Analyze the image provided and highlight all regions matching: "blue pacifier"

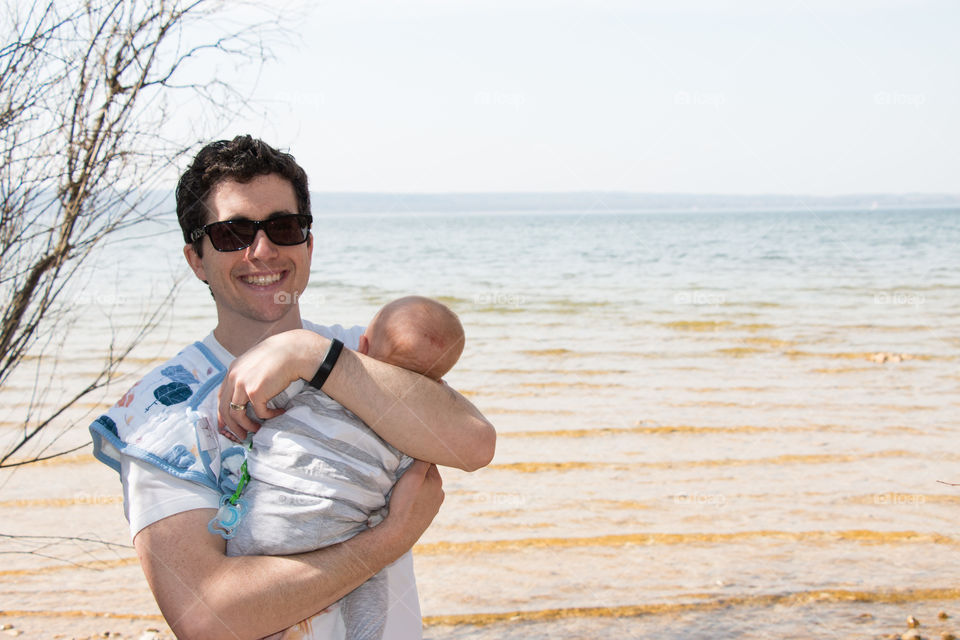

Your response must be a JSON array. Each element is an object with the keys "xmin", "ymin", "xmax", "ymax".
[{"xmin": 208, "ymin": 493, "xmax": 248, "ymax": 539}]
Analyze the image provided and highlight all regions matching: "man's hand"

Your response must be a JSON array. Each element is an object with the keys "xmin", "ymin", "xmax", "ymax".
[
  {"xmin": 381, "ymin": 460, "xmax": 444, "ymax": 547},
  {"xmin": 218, "ymin": 329, "xmax": 327, "ymax": 440}
]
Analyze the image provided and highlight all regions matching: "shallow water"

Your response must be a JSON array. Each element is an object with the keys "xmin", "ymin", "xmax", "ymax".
[{"xmin": 1, "ymin": 206, "xmax": 959, "ymax": 637}]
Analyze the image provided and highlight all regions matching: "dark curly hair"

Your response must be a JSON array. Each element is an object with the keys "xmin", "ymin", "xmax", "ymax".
[{"xmin": 176, "ymin": 135, "xmax": 311, "ymax": 256}]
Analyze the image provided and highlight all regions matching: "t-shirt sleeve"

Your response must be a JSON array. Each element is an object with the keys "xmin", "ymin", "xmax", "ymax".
[{"xmin": 121, "ymin": 456, "xmax": 220, "ymax": 540}]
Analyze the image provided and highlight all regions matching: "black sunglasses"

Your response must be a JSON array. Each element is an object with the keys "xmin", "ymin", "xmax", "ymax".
[{"xmin": 191, "ymin": 213, "xmax": 312, "ymax": 252}]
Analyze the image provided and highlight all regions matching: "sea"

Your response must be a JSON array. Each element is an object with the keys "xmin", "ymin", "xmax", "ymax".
[{"xmin": 1, "ymin": 203, "xmax": 959, "ymax": 638}]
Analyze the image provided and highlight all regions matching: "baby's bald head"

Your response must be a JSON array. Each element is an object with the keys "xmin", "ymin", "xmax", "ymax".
[{"xmin": 361, "ymin": 296, "xmax": 465, "ymax": 380}]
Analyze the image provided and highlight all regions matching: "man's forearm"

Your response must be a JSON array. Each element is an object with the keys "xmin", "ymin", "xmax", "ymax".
[
  {"xmin": 137, "ymin": 460, "xmax": 442, "ymax": 640},
  {"xmin": 136, "ymin": 509, "xmax": 408, "ymax": 640},
  {"xmin": 320, "ymin": 342, "xmax": 496, "ymax": 471},
  {"xmin": 217, "ymin": 329, "xmax": 496, "ymax": 469}
]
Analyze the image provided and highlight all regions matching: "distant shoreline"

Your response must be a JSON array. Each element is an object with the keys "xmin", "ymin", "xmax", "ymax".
[
  {"xmin": 307, "ymin": 203, "xmax": 960, "ymax": 217},
  {"xmin": 305, "ymin": 192, "xmax": 960, "ymax": 214},
  {"xmin": 114, "ymin": 191, "xmax": 960, "ymax": 226}
]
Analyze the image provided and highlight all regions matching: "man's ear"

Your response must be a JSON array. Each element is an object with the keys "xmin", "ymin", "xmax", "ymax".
[
  {"xmin": 183, "ymin": 244, "xmax": 208, "ymax": 284},
  {"xmin": 357, "ymin": 334, "xmax": 370, "ymax": 356}
]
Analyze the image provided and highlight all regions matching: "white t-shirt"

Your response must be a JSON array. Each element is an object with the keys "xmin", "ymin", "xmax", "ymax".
[{"xmin": 120, "ymin": 326, "xmax": 423, "ymax": 639}]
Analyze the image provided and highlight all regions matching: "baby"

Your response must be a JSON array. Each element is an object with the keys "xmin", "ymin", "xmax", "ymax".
[{"xmin": 226, "ymin": 295, "xmax": 465, "ymax": 640}]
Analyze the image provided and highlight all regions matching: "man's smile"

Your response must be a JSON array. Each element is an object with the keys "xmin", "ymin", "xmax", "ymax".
[{"xmin": 239, "ymin": 271, "xmax": 286, "ymax": 286}]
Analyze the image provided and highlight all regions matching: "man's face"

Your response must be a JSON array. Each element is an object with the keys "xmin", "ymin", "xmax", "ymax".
[{"xmin": 183, "ymin": 173, "xmax": 312, "ymax": 338}]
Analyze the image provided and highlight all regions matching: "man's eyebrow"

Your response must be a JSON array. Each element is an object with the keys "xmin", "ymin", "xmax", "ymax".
[{"xmin": 222, "ymin": 210, "xmax": 297, "ymax": 222}]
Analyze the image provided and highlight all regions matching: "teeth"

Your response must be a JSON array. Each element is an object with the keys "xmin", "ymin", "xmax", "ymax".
[{"xmin": 242, "ymin": 273, "xmax": 282, "ymax": 285}]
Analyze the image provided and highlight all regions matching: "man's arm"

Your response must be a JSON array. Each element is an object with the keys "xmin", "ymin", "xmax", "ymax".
[
  {"xmin": 135, "ymin": 460, "xmax": 443, "ymax": 640},
  {"xmin": 218, "ymin": 329, "xmax": 496, "ymax": 471}
]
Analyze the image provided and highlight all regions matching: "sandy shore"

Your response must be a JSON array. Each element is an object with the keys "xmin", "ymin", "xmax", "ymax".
[{"xmin": 4, "ymin": 450, "xmax": 960, "ymax": 640}]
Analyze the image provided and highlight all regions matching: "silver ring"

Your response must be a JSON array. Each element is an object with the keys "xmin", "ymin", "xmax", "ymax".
[{"xmin": 229, "ymin": 402, "xmax": 245, "ymax": 411}]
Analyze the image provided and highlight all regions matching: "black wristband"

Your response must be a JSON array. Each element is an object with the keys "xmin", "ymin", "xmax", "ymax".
[{"xmin": 308, "ymin": 338, "xmax": 344, "ymax": 390}]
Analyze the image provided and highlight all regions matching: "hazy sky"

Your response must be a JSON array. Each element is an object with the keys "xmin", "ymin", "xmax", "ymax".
[{"xmin": 195, "ymin": 0, "xmax": 959, "ymax": 195}]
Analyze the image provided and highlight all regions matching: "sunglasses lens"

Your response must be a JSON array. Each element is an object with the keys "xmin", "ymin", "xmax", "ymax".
[
  {"xmin": 202, "ymin": 215, "xmax": 310, "ymax": 251},
  {"xmin": 208, "ymin": 220, "xmax": 257, "ymax": 251},
  {"xmin": 265, "ymin": 215, "xmax": 310, "ymax": 245}
]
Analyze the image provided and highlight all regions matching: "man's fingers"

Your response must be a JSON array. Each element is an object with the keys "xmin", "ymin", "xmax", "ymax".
[
  {"xmin": 404, "ymin": 459, "xmax": 430, "ymax": 483},
  {"xmin": 217, "ymin": 405, "xmax": 231, "ymax": 436},
  {"xmin": 218, "ymin": 402, "xmax": 252, "ymax": 440},
  {"xmin": 425, "ymin": 463, "xmax": 441, "ymax": 484},
  {"xmin": 217, "ymin": 387, "xmax": 281, "ymax": 439},
  {"xmin": 217, "ymin": 378, "xmax": 238, "ymax": 430},
  {"xmin": 248, "ymin": 399, "xmax": 283, "ymax": 422},
  {"xmin": 425, "ymin": 463, "xmax": 444, "ymax": 502},
  {"xmin": 233, "ymin": 408, "xmax": 260, "ymax": 438},
  {"xmin": 389, "ymin": 460, "xmax": 429, "ymax": 504},
  {"xmin": 219, "ymin": 413, "xmax": 244, "ymax": 440}
]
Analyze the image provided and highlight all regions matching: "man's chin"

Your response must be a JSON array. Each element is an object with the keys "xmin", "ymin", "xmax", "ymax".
[
  {"xmin": 225, "ymin": 304, "xmax": 299, "ymax": 328},
  {"xmin": 255, "ymin": 306, "xmax": 300, "ymax": 324}
]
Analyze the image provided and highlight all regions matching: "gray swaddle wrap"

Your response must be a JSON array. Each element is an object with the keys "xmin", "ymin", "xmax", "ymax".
[{"xmin": 227, "ymin": 380, "xmax": 413, "ymax": 640}]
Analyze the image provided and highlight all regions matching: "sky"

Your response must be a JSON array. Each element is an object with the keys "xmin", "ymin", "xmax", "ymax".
[{"xmin": 179, "ymin": 0, "xmax": 959, "ymax": 195}]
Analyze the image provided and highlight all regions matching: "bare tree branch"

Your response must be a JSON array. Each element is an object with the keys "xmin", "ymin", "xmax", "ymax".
[
  {"xmin": 0, "ymin": 532, "xmax": 132, "ymax": 550},
  {"xmin": 0, "ymin": 531, "xmax": 133, "ymax": 569},
  {"xmin": 0, "ymin": 0, "xmax": 289, "ymax": 466}
]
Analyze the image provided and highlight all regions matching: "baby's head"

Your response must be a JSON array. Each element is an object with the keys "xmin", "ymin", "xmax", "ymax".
[{"xmin": 358, "ymin": 296, "xmax": 465, "ymax": 381}]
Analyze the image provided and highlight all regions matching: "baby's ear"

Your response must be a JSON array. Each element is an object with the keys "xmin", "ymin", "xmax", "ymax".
[{"xmin": 357, "ymin": 334, "xmax": 370, "ymax": 355}]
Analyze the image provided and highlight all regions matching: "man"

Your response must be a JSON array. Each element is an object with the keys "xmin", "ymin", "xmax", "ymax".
[{"xmin": 89, "ymin": 135, "xmax": 495, "ymax": 639}]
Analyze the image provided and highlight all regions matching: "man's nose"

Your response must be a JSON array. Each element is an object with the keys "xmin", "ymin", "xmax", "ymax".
[{"xmin": 246, "ymin": 229, "xmax": 279, "ymax": 259}]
